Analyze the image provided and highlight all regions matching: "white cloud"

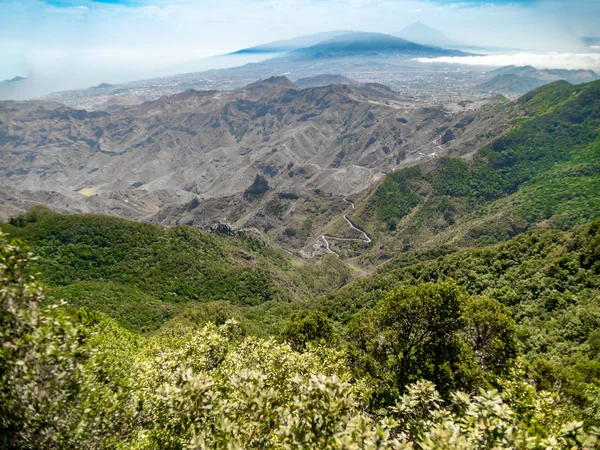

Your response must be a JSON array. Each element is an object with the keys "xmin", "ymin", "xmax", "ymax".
[{"xmin": 416, "ymin": 52, "xmax": 600, "ymax": 72}]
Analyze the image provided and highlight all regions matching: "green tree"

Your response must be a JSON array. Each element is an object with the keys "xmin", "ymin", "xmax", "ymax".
[
  {"xmin": 281, "ymin": 310, "xmax": 336, "ymax": 351},
  {"xmin": 347, "ymin": 282, "xmax": 517, "ymax": 404},
  {"xmin": 348, "ymin": 282, "xmax": 467, "ymax": 403},
  {"xmin": 463, "ymin": 296, "xmax": 518, "ymax": 376}
]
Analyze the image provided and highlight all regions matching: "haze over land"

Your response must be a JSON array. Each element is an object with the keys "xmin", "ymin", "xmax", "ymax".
[{"xmin": 1, "ymin": 0, "xmax": 600, "ymax": 98}]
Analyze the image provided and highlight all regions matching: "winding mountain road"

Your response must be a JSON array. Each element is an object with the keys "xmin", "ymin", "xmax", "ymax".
[{"xmin": 320, "ymin": 197, "xmax": 372, "ymax": 257}]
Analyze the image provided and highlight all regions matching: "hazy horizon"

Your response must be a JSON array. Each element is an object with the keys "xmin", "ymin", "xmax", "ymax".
[{"xmin": 1, "ymin": 0, "xmax": 600, "ymax": 97}]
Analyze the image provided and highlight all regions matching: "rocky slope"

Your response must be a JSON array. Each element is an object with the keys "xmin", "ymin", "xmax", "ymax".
[{"xmin": 0, "ymin": 76, "xmax": 510, "ymax": 253}]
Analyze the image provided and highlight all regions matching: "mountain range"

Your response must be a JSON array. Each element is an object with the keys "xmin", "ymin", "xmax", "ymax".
[
  {"xmin": 36, "ymin": 27, "xmax": 595, "ymax": 111},
  {"xmin": 3, "ymin": 79, "xmax": 600, "ymax": 440},
  {"xmin": 229, "ymin": 30, "xmax": 352, "ymax": 55},
  {"xmin": 229, "ymin": 23, "xmax": 466, "ymax": 57},
  {"xmin": 3, "ymin": 77, "xmax": 599, "ymax": 261},
  {"xmin": 167, "ymin": 31, "xmax": 354, "ymax": 75},
  {"xmin": 0, "ymin": 75, "xmax": 511, "ymax": 253},
  {"xmin": 478, "ymin": 65, "xmax": 599, "ymax": 95},
  {"xmin": 3, "ymin": 24, "xmax": 594, "ymax": 106},
  {"xmin": 3, "ymin": 2, "xmax": 600, "ymax": 442},
  {"xmin": 282, "ymin": 32, "xmax": 468, "ymax": 60},
  {"xmin": 143, "ymin": 25, "xmax": 467, "ymax": 79},
  {"xmin": 2, "ymin": 25, "xmax": 600, "ymax": 442},
  {"xmin": 1, "ymin": 28, "xmax": 599, "ymax": 258}
]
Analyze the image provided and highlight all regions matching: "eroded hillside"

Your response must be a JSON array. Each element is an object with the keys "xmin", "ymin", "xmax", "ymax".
[{"xmin": 0, "ymin": 76, "xmax": 509, "ymax": 255}]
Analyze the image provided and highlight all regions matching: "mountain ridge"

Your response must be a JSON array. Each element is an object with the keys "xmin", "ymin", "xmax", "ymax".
[
  {"xmin": 285, "ymin": 31, "xmax": 470, "ymax": 60},
  {"xmin": 228, "ymin": 30, "xmax": 353, "ymax": 55},
  {"xmin": 475, "ymin": 65, "xmax": 600, "ymax": 97},
  {"xmin": 0, "ymin": 76, "xmax": 511, "ymax": 255}
]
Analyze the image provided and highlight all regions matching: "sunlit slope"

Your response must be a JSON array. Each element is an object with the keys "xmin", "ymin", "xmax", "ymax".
[
  {"xmin": 0, "ymin": 207, "xmax": 352, "ymax": 333},
  {"xmin": 309, "ymin": 219, "xmax": 600, "ymax": 417},
  {"xmin": 349, "ymin": 80, "xmax": 600, "ymax": 263}
]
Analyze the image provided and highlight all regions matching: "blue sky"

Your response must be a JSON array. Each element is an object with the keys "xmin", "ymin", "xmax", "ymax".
[{"xmin": 1, "ymin": 0, "xmax": 599, "ymax": 91}]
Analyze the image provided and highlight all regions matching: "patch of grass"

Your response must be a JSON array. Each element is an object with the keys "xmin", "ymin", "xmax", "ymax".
[{"xmin": 77, "ymin": 188, "xmax": 97, "ymax": 196}]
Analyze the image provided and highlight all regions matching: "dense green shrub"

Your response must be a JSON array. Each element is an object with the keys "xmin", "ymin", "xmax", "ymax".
[
  {"xmin": 1, "ymin": 233, "xmax": 598, "ymax": 448},
  {"xmin": 281, "ymin": 310, "xmax": 337, "ymax": 350},
  {"xmin": 347, "ymin": 282, "xmax": 517, "ymax": 405}
]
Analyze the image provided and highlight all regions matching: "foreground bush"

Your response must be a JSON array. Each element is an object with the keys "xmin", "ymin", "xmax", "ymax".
[{"xmin": 1, "ymin": 232, "xmax": 599, "ymax": 449}]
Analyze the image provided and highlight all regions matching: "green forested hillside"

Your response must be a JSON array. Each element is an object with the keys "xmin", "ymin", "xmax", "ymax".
[
  {"xmin": 2, "ymin": 209, "xmax": 600, "ymax": 431},
  {"xmin": 352, "ymin": 80, "xmax": 600, "ymax": 262},
  {"xmin": 0, "ymin": 207, "xmax": 352, "ymax": 333},
  {"xmin": 1, "ymin": 228, "xmax": 599, "ymax": 449},
  {"xmin": 312, "ymin": 221, "xmax": 600, "ymax": 420}
]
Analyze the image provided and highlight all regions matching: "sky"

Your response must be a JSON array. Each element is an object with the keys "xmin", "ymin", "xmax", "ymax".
[{"xmin": 1, "ymin": 0, "xmax": 599, "ymax": 93}]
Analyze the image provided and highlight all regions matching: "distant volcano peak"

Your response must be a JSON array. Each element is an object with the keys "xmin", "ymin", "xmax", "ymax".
[
  {"xmin": 2, "ymin": 76, "xmax": 26, "ymax": 84},
  {"xmin": 285, "ymin": 31, "xmax": 469, "ymax": 60},
  {"xmin": 395, "ymin": 22, "xmax": 463, "ymax": 48}
]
